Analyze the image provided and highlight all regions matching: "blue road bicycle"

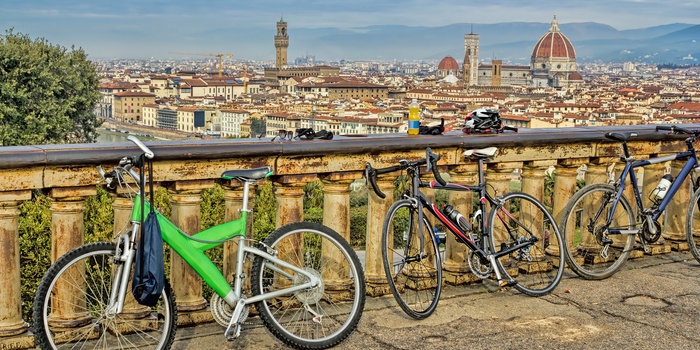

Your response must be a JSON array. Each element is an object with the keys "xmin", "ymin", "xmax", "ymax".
[{"xmin": 559, "ymin": 125, "xmax": 700, "ymax": 279}]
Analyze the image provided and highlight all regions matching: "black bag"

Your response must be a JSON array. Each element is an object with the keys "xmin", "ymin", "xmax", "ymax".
[
  {"xmin": 132, "ymin": 156, "xmax": 165, "ymax": 306},
  {"xmin": 419, "ymin": 118, "xmax": 445, "ymax": 135}
]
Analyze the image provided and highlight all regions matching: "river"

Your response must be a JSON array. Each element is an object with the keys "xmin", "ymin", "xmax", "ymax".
[{"xmin": 96, "ymin": 129, "xmax": 158, "ymax": 143}]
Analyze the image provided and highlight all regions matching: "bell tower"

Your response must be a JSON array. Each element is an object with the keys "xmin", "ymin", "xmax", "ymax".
[
  {"xmin": 275, "ymin": 16, "xmax": 289, "ymax": 69},
  {"xmin": 463, "ymin": 25, "xmax": 479, "ymax": 88}
]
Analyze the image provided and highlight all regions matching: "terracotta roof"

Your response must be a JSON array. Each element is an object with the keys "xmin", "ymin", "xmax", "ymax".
[
  {"xmin": 532, "ymin": 15, "xmax": 576, "ymax": 59},
  {"xmin": 438, "ymin": 56, "xmax": 460, "ymax": 71}
]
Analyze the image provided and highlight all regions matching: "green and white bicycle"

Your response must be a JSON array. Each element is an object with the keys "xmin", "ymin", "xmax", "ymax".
[{"xmin": 32, "ymin": 136, "xmax": 365, "ymax": 349}]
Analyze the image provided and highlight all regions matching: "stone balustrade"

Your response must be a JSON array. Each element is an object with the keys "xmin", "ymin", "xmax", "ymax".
[{"xmin": 0, "ymin": 125, "xmax": 695, "ymax": 349}]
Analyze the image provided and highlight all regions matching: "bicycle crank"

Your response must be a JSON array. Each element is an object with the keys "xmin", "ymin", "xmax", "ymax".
[
  {"xmin": 211, "ymin": 293, "xmax": 248, "ymax": 328},
  {"xmin": 641, "ymin": 218, "xmax": 662, "ymax": 244},
  {"xmin": 468, "ymin": 250, "xmax": 493, "ymax": 279}
]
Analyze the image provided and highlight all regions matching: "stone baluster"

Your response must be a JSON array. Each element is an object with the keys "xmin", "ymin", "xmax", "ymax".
[
  {"xmin": 641, "ymin": 161, "xmax": 672, "ymax": 254},
  {"xmin": 271, "ymin": 175, "xmax": 315, "ymax": 291},
  {"xmin": 574, "ymin": 158, "xmax": 614, "ymax": 252},
  {"xmin": 44, "ymin": 187, "xmax": 96, "ymax": 334},
  {"xmin": 364, "ymin": 175, "xmax": 395, "ymax": 296},
  {"xmin": 443, "ymin": 164, "xmax": 478, "ymax": 285},
  {"xmin": 274, "ymin": 175, "xmax": 314, "ymax": 227},
  {"xmin": 321, "ymin": 172, "xmax": 357, "ymax": 300},
  {"xmin": 521, "ymin": 160, "xmax": 556, "ymax": 262},
  {"xmin": 552, "ymin": 159, "xmax": 588, "ymax": 255},
  {"xmin": 522, "ymin": 161, "xmax": 555, "ymax": 202},
  {"xmin": 0, "ymin": 191, "xmax": 32, "ymax": 350},
  {"xmin": 662, "ymin": 159, "xmax": 691, "ymax": 248},
  {"xmin": 169, "ymin": 180, "xmax": 212, "ymax": 325},
  {"xmin": 484, "ymin": 161, "xmax": 521, "ymax": 201},
  {"xmin": 485, "ymin": 161, "xmax": 522, "ymax": 275}
]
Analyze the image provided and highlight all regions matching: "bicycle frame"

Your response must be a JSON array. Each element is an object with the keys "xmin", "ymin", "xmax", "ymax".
[
  {"xmin": 407, "ymin": 156, "xmax": 538, "ymax": 265},
  {"xmin": 605, "ymin": 149, "xmax": 698, "ymax": 234},
  {"xmin": 109, "ymin": 180, "xmax": 321, "ymax": 314}
]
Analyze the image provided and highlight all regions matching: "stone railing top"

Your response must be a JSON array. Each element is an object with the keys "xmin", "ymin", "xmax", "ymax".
[
  {"xmin": 0, "ymin": 124, "xmax": 694, "ymax": 193},
  {"xmin": 0, "ymin": 125, "xmax": 691, "ymax": 170}
]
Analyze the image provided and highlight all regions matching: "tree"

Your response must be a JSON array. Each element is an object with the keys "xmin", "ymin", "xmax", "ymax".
[
  {"xmin": 0, "ymin": 29, "xmax": 101, "ymax": 146},
  {"xmin": 250, "ymin": 117, "xmax": 267, "ymax": 137}
]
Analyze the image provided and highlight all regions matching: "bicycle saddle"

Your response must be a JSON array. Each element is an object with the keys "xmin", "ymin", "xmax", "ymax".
[
  {"xmin": 604, "ymin": 132, "xmax": 638, "ymax": 142},
  {"xmin": 463, "ymin": 147, "xmax": 498, "ymax": 158},
  {"xmin": 221, "ymin": 166, "xmax": 273, "ymax": 181}
]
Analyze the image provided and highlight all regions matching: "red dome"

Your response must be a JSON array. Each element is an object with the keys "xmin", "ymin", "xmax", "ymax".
[
  {"xmin": 532, "ymin": 16, "xmax": 576, "ymax": 59},
  {"xmin": 568, "ymin": 72, "xmax": 583, "ymax": 80},
  {"xmin": 438, "ymin": 56, "xmax": 460, "ymax": 70}
]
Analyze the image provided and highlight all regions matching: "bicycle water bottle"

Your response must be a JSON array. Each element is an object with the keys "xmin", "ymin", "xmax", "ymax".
[
  {"xmin": 408, "ymin": 99, "xmax": 420, "ymax": 135},
  {"xmin": 442, "ymin": 205, "xmax": 470, "ymax": 232},
  {"xmin": 653, "ymin": 174, "xmax": 673, "ymax": 200}
]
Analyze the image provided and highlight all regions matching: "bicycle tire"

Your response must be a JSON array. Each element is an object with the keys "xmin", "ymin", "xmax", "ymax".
[
  {"xmin": 559, "ymin": 183, "xmax": 636, "ymax": 279},
  {"xmin": 33, "ymin": 242, "xmax": 177, "ymax": 350},
  {"xmin": 685, "ymin": 187, "xmax": 700, "ymax": 263},
  {"xmin": 381, "ymin": 199, "xmax": 442, "ymax": 319},
  {"xmin": 250, "ymin": 222, "xmax": 365, "ymax": 349},
  {"xmin": 488, "ymin": 192, "xmax": 564, "ymax": 296}
]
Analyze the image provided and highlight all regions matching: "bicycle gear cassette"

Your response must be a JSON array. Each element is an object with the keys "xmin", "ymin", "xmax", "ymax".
[{"xmin": 294, "ymin": 267, "xmax": 325, "ymax": 304}]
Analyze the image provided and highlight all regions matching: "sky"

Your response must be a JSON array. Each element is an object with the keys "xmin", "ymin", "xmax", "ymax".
[{"xmin": 2, "ymin": 0, "xmax": 699, "ymax": 60}]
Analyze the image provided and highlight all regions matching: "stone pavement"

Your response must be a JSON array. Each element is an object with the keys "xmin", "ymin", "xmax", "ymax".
[{"xmin": 171, "ymin": 251, "xmax": 700, "ymax": 350}]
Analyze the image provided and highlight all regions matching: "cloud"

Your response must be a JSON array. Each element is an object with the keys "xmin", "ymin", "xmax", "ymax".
[{"xmin": 1, "ymin": 0, "xmax": 698, "ymax": 59}]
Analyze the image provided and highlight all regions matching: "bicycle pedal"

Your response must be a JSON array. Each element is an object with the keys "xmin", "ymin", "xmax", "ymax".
[
  {"xmin": 224, "ymin": 323, "xmax": 241, "ymax": 341},
  {"xmin": 499, "ymin": 279, "xmax": 517, "ymax": 288}
]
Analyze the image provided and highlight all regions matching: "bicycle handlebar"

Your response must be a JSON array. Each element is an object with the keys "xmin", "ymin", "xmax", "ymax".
[
  {"xmin": 655, "ymin": 125, "xmax": 700, "ymax": 136},
  {"xmin": 364, "ymin": 148, "xmax": 444, "ymax": 199},
  {"xmin": 127, "ymin": 135, "xmax": 154, "ymax": 159}
]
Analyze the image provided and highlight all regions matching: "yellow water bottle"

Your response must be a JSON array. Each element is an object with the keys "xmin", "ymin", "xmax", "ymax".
[{"xmin": 408, "ymin": 99, "xmax": 420, "ymax": 135}]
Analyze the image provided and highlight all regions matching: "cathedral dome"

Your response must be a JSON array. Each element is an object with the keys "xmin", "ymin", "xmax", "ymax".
[
  {"xmin": 438, "ymin": 56, "xmax": 460, "ymax": 71},
  {"xmin": 532, "ymin": 15, "xmax": 576, "ymax": 59},
  {"xmin": 568, "ymin": 71, "xmax": 583, "ymax": 81}
]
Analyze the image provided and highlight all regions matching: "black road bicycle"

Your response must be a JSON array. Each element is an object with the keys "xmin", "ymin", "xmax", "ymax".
[{"xmin": 365, "ymin": 147, "xmax": 564, "ymax": 319}]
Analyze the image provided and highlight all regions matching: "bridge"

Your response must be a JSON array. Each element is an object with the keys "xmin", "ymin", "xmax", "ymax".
[{"xmin": 0, "ymin": 125, "xmax": 693, "ymax": 348}]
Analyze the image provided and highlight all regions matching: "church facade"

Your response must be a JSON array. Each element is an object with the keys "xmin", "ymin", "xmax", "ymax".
[{"xmin": 450, "ymin": 15, "xmax": 581, "ymax": 89}]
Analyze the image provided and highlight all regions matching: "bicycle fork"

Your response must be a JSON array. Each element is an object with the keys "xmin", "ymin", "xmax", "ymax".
[{"xmin": 106, "ymin": 231, "xmax": 138, "ymax": 316}]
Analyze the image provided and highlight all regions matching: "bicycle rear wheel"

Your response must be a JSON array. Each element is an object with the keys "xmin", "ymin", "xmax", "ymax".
[
  {"xmin": 382, "ymin": 199, "xmax": 442, "ymax": 319},
  {"xmin": 489, "ymin": 192, "xmax": 564, "ymax": 296},
  {"xmin": 559, "ymin": 183, "xmax": 636, "ymax": 279},
  {"xmin": 685, "ymin": 187, "xmax": 700, "ymax": 263},
  {"xmin": 250, "ymin": 222, "xmax": 365, "ymax": 349},
  {"xmin": 33, "ymin": 242, "xmax": 177, "ymax": 350}
]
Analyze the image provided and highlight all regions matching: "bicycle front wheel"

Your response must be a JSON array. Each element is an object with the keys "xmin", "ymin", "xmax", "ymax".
[
  {"xmin": 685, "ymin": 187, "xmax": 700, "ymax": 263},
  {"xmin": 33, "ymin": 242, "xmax": 177, "ymax": 350},
  {"xmin": 559, "ymin": 183, "xmax": 636, "ymax": 279},
  {"xmin": 250, "ymin": 222, "xmax": 365, "ymax": 349},
  {"xmin": 382, "ymin": 199, "xmax": 442, "ymax": 319},
  {"xmin": 489, "ymin": 192, "xmax": 564, "ymax": 296}
]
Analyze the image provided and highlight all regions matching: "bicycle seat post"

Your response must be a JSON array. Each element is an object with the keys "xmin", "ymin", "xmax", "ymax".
[
  {"xmin": 621, "ymin": 141, "xmax": 632, "ymax": 160},
  {"xmin": 240, "ymin": 181, "xmax": 252, "ymax": 213}
]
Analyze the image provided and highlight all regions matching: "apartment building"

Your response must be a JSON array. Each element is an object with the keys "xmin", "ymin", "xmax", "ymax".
[
  {"xmin": 112, "ymin": 91, "xmax": 156, "ymax": 123},
  {"xmin": 220, "ymin": 109, "xmax": 251, "ymax": 138}
]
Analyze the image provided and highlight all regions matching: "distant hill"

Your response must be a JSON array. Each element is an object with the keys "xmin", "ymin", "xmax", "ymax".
[{"xmin": 186, "ymin": 22, "xmax": 699, "ymax": 64}]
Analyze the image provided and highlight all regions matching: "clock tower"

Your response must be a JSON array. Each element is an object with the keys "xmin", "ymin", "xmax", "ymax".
[{"xmin": 275, "ymin": 16, "xmax": 289, "ymax": 69}]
